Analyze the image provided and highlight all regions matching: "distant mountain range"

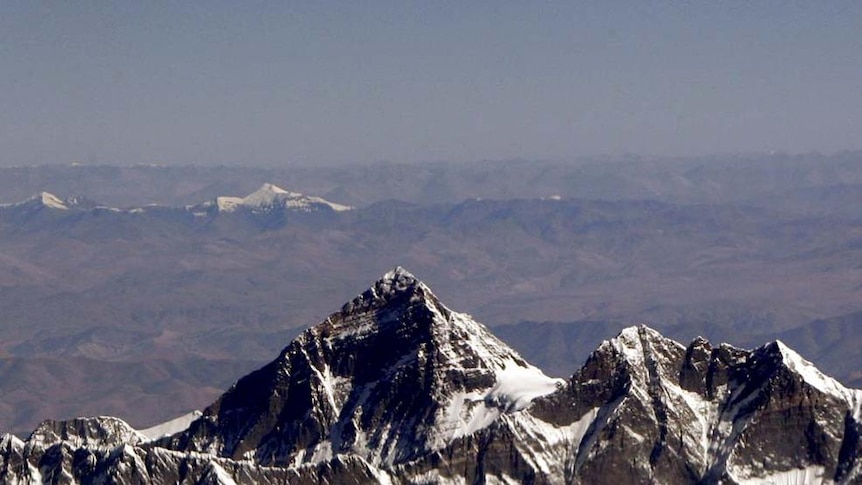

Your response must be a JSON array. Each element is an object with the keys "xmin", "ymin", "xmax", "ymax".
[
  {"xmin": 1, "ymin": 269, "xmax": 860, "ymax": 483},
  {"xmin": 1, "ymin": 153, "xmax": 861, "ymax": 212},
  {"xmin": 0, "ymin": 182, "xmax": 351, "ymax": 216}
]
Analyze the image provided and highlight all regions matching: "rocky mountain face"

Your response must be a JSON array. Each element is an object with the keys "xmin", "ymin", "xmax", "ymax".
[
  {"xmin": 536, "ymin": 326, "xmax": 862, "ymax": 483},
  {"xmin": 164, "ymin": 268, "xmax": 558, "ymax": 469},
  {"xmin": 1, "ymin": 269, "xmax": 861, "ymax": 484}
]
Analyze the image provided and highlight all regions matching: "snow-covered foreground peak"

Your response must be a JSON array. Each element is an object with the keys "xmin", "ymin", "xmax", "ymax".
[
  {"xmin": 214, "ymin": 182, "xmax": 352, "ymax": 213},
  {"xmin": 2, "ymin": 272, "xmax": 861, "ymax": 484},
  {"xmin": 169, "ymin": 267, "xmax": 561, "ymax": 468}
]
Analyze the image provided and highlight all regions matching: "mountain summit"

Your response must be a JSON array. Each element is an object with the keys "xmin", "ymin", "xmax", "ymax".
[
  {"xmin": 1, "ymin": 269, "xmax": 861, "ymax": 483},
  {"xmin": 213, "ymin": 183, "xmax": 352, "ymax": 213},
  {"xmin": 169, "ymin": 266, "xmax": 561, "ymax": 467}
]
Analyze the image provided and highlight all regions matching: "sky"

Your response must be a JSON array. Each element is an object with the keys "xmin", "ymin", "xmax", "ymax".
[{"xmin": 1, "ymin": 1, "xmax": 860, "ymax": 166}]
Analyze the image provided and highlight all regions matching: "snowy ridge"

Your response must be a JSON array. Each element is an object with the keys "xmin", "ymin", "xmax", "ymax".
[
  {"xmin": 0, "ymin": 185, "xmax": 351, "ymax": 218},
  {"xmin": 27, "ymin": 415, "xmax": 147, "ymax": 449},
  {"xmin": 773, "ymin": 340, "xmax": 857, "ymax": 401}
]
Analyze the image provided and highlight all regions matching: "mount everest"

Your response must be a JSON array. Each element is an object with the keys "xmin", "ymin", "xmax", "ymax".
[{"xmin": 1, "ymin": 268, "xmax": 860, "ymax": 484}]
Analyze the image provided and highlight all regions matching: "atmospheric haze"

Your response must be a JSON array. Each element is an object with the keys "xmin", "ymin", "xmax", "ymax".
[{"xmin": 1, "ymin": 1, "xmax": 861, "ymax": 166}]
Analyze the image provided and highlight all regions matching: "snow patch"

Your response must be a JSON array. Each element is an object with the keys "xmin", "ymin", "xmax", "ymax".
[
  {"xmin": 486, "ymin": 364, "xmax": 563, "ymax": 413},
  {"xmin": 139, "ymin": 410, "xmax": 203, "ymax": 440},
  {"xmin": 208, "ymin": 461, "xmax": 238, "ymax": 485},
  {"xmin": 38, "ymin": 192, "xmax": 69, "ymax": 210},
  {"xmin": 410, "ymin": 470, "xmax": 467, "ymax": 485},
  {"xmin": 364, "ymin": 460, "xmax": 395, "ymax": 485},
  {"xmin": 730, "ymin": 464, "xmax": 830, "ymax": 485},
  {"xmin": 444, "ymin": 362, "xmax": 562, "ymax": 440}
]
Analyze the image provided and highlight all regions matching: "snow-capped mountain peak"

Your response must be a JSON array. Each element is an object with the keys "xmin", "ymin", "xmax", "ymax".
[
  {"xmin": 239, "ymin": 182, "xmax": 300, "ymax": 207},
  {"xmin": 214, "ymin": 183, "xmax": 352, "ymax": 213},
  {"xmin": 0, "ymin": 191, "xmax": 71, "ymax": 210},
  {"xmin": 169, "ymin": 267, "xmax": 561, "ymax": 467},
  {"xmin": 370, "ymin": 265, "xmax": 420, "ymax": 296},
  {"xmin": 604, "ymin": 324, "xmax": 684, "ymax": 365},
  {"xmin": 339, "ymin": 265, "xmax": 429, "ymax": 315}
]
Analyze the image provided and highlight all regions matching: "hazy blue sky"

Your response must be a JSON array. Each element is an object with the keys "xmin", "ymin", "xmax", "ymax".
[{"xmin": 1, "ymin": 2, "xmax": 860, "ymax": 166}]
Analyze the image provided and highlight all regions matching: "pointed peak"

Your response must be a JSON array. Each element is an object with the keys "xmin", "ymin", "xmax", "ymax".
[
  {"xmin": 600, "ymin": 324, "xmax": 686, "ymax": 367},
  {"xmin": 194, "ymin": 268, "xmax": 555, "ymax": 466},
  {"xmin": 241, "ymin": 183, "xmax": 300, "ymax": 206},
  {"xmin": 341, "ymin": 267, "xmax": 433, "ymax": 315},
  {"xmin": 32, "ymin": 191, "xmax": 69, "ymax": 210},
  {"xmin": 0, "ymin": 433, "xmax": 24, "ymax": 450},
  {"xmin": 758, "ymin": 339, "xmax": 795, "ymax": 360},
  {"xmin": 757, "ymin": 339, "xmax": 853, "ymax": 398},
  {"xmin": 690, "ymin": 335, "xmax": 711, "ymax": 345},
  {"xmin": 770, "ymin": 339, "xmax": 791, "ymax": 354},
  {"xmin": 208, "ymin": 183, "xmax": 353, "ymax": 212},
  {"xmin": 614, "ymin": 324, "xmax": 666, "ymax": 343},
  {"xmin": 254, "ymin": 182, "xmax": 291, "ymax": 195},
  {"xmin": 686, "ymin": 335, "xmax": 713, "ymax": 352},
  {"xmin": 370, "ymin": 266, "xmax": 430, "ymax": 299},
  {"xmin": 379, "ymin": 266, "xmax": 418, "ymax": 287}
]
